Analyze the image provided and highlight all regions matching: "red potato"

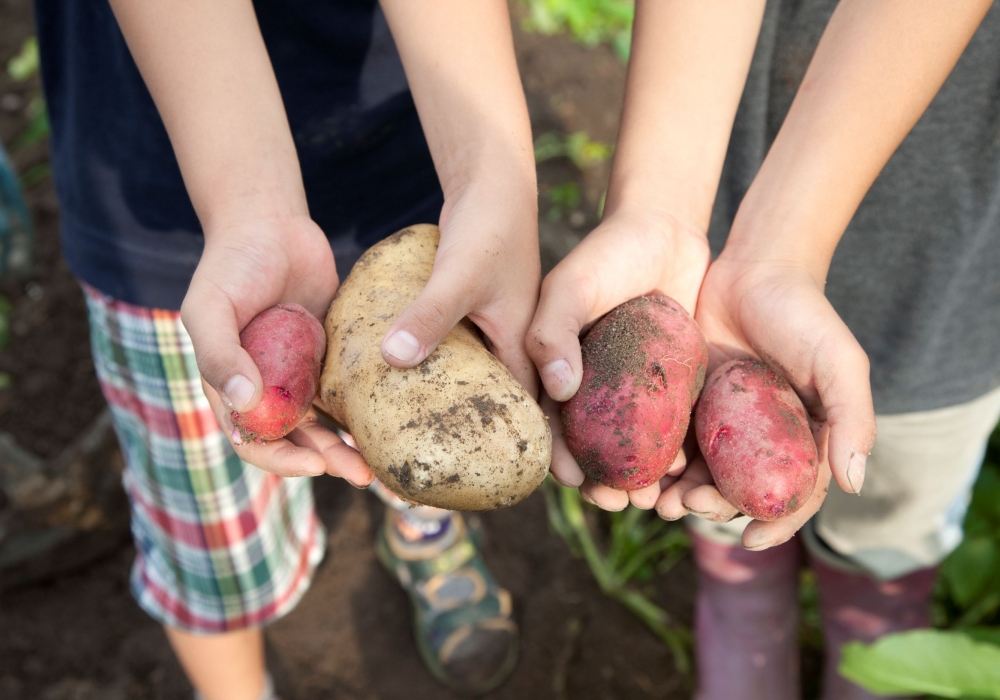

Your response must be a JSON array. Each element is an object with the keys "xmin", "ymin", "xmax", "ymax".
[
  {"xmin": 562, "ymin": 295, "xmax": 708, "ymax": 490},
  {"xmin": 694, "ymin": 359, "xmax": 819, "ymax": 521},
  {"xmin": 231, "ymin": 303, "xmax": 326, "ymax": 443}
]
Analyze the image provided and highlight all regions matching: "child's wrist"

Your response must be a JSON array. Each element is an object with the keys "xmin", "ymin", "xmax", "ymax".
[
  {"xmin": 718, "ymin": 225, "xmax": 832, "ymax": 291},
  {"xmin": 199, "ymin": 187, "xmax": 311, "ymax": 238},
  {"xmin": 604, "ymin": 169, "xmax": 716, "ymax": 237}
]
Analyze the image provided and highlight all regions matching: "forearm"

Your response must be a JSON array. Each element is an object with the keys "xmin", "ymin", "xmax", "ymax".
[
  {"xmin": 379, "ymin": 0, "xmax": 535, "ymax": 202},
  {"xmin": 607, "ymin": 0, "xmax": 766, "ymax": 231},
  {"xmin": 108, "ymin": 0, "xmax": 306, "ymax": 231},
  {"xmin": 726, "ymin": 0, "xmax": 992, "ymax": 279}
]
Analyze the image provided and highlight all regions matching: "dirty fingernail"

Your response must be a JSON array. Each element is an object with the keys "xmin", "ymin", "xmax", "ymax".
[
  {"xmin": 383, "ymin": 330, "xmax": 421, "ymax": 364},
  {"xmin": 743, "ymin": 532, "xmax": 776, "ymax": 551},
  {"xmin": 847, "ymin": 451, "xmax": 867, "ymax": 494},
  {"xmin": 223, "ymin": 374, "xmax": 255, "ymax": 412},
  {"xmin": 541, "ymin": 359, "xmax": 574, "ymax": 400},
  {"xmin": 656, "ymin": 506, "xmax": 684, "ymax": 522}
]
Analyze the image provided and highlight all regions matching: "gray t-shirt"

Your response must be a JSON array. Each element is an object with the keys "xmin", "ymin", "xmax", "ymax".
[{"xmin": 709, "ymin": 0, "xmax": 1000, "ymax": 414}]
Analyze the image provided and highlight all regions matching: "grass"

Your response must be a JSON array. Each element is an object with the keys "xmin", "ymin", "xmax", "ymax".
[{"xmin": 541, "ymin": 476, "xmax": 692, "ymax": 677}]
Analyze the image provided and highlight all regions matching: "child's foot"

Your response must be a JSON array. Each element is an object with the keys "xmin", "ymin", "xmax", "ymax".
[{"xmin": 376, "ymin": 511, "xmax": 518, "ymax": 695}]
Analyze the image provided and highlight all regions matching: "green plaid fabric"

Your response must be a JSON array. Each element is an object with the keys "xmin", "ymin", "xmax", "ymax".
[{"xmin": 84, "ymin": 285, "xmax": 326, "ymax": 632}]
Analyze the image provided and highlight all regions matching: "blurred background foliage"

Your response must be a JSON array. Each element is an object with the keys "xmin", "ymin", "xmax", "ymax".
[{"xmin": 518, "ymin": 0, "xmax": 634, "ymax": 62}]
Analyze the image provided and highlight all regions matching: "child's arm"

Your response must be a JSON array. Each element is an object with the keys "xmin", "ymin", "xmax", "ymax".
[
  {"xmin": 377, "ymin": 0, "xmax": 540, "ymax": 393},
  {"xmin": 525, "ymin": 0, "xmax": 768, "ymax": 509},
  {"xmin": 109, "ymin": 0, "xmax": 370, "ymax": 484},
  {"xmin": 661, "ymin": 0, "xmax": 992, "ymax": 546}
]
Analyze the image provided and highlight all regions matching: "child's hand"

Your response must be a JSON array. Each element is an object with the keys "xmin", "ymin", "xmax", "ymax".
[
  {"xmin": 526, "ymin": 209, "xmax": 711, "ymax": 511},
  {"xmin": 180, "ymin": 214, "xmax": 373, "ymax": 486},
  {"xmin": 379, "ymin": 171, "xmax": 541, "ymax": 396},
  {"xmin": 654, "ymin": 253, "xmax": 876, "ymax": 549}
]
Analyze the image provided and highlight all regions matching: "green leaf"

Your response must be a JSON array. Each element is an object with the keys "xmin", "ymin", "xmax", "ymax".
[
  {"xmin": 965, "ymin": 627, "xmax": 1000, "ymax": 646},
  {"xmin": 548, "ymin": 182, "xmax": 582, "ymax": 209},
  {"xmin": 7, "ymin": 37, "xmax": 39, "ymax": 81},
  {"xmin": 564, "ymin": 131, "xmax": 613, "ymax": 168},
  {"xmin": 969, "ymin": 466, "xmax": 1000, "ymax": 525},
  {"xmin": 519, "ymin": 0, "xmax": 634, "ymax": 62},
  {"xmin": 533, "ymin": 131, "xmax": 567, "ymax": 163},
  {"xmin": 19, "ymin": 161, "xmax": 50, "ymax": 189},
  {"xmin": 839, "ymin": 630, "xmax": 1000, "ymax": 698},
  {"xmin": 14, "ymin": 99, "xmax": 50, "ymax": 149},
  {"xmin": 941, "ymin": 536, "xmax": 999, "ymax": 608}
]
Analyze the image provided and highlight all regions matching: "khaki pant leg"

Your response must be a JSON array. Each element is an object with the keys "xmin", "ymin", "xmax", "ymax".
[{"xmin": 813, "ymin": 385, "xmax": 1000, "ymax": 579}]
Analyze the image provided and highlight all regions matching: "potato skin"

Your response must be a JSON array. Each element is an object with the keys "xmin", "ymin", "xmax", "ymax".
[
  {"xmin": 320, "ymin": 224, "xmax": 552, "ymax": 511},
  {"xmin": 694, "ymin": 359, "xmax": 818, "ymax": 521},
  {"xmin": 232, "ymin": 303, "xmax": 326, "ymax": 443},
  {"xmin": 562, "ymin": 295, "xmax": 708, "ymax": 490}
]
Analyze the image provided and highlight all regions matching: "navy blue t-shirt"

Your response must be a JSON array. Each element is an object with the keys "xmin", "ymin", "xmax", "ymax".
[{"xmin": 34, "ymin": 0, "xmax": 444, "ymax": 309}]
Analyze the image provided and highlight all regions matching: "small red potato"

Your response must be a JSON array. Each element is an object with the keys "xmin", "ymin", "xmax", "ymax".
[
  {"xmin": 562, "ymin": 295, "xmax": 708, "ymax": 490},
  {"xmin": 695, "ymin": 359, "xmax": 819, "ymax": 521},
  {"xmin": 231, "ymin": 303, "xmax": 326, "ymax": 443}
]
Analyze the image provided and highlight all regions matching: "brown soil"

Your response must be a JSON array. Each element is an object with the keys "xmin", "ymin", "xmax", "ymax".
[{"xmin": 0, "ymin": 2, "xmax": 823, "ymax": 698}]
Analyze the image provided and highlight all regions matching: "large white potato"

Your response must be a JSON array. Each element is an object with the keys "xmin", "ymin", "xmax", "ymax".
[{"xmin": 321, "ymin": 224, "xmax": 552, "ymax": 510}]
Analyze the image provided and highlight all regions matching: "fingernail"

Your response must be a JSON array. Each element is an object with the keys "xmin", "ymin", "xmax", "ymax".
[
  {"xmin": 847, "ymin": 450, "xmax": 867, "ymax": 494},
  {"xmin": 686, "ymin": 508, "xmax": 726, "ymax": 522},
  {"xmin": 542, "ymin": 359, "xmax": 574, "ymax": 400},
  {"xmin": 383, "ymin": 331, "xmax": 421, "ymax": 364},
  {"xmin": 743, "ymin": 533, "xmax": 775, "ymax": 551},
  {"xmin": 223, "ymin": 374, "xmax": 255, "ymax": 412},
  {"xmin": 656, "ymin": 506, "xmax": 684, "ymax": 522}
]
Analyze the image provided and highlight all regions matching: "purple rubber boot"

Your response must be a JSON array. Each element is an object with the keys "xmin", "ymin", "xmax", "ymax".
[
  {"xmin": 811, "ymin": 556, "xmax": 938, "ymax": 700},
  {"xmin": 691, "ymin": 530, "xmax": 802, "ymax": 700}
]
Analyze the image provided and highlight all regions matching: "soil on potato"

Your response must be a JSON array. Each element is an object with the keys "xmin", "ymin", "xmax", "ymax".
[{"xmin": 0, "ymin": 1, "xmax": 821, "ymax": 698}]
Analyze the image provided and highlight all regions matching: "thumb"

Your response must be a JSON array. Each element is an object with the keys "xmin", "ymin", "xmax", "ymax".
[
  {"xmin": 525, "ymin": 269, "xmax": 593, "ymax": 402},
  {"xmin": 810, "ymin": 328, "xmax": 877, "ymax": 495},
  {"xmin": 381, "ymin": 269, "xmax": 471, "ymax": 368},
  {"xmin": 180, "ymin": 287, "xmax": 264, "ymax": 414}
]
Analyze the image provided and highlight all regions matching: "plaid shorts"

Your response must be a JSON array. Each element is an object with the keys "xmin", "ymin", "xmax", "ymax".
[{"xmin": 84, "ymin": 285, "xmax": 326, "ymax": 634}]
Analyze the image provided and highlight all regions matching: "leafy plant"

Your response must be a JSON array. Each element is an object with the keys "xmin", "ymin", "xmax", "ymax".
[
  {"xmin": 542, "ymin": 477, "xmax": 692, "ymax": 676},
  {"xmin": 840, "ymin": 629, "xmax": 1000, "ymax": 698},
  {"xmin": 519, "ymin": 0, "xmax": 635, "ymax": 62},
  {"xmin": 6, "ymin": 37, "xmax": 50, "ymax": 153},
  {"xmin": 6, "ymin": 37, "xmax": 38, "ymax": 81},
  {"xmin": 937, "ymin": 433, "xmax": 1000, "ymax": 628},
  {"xmin": 546, "ymin": 181, "xmax": 582, "ymax": 222},
  {"xmin": 535, "ymin": 132, "xmax": 612, "ymax": 221},
  {"xmin": 534, "ymin": 131, "xmax": 613, "ymax": 170},
  {"xmin": 842, "ymin": 429, "xmax": 1000, "ymax": 695}
]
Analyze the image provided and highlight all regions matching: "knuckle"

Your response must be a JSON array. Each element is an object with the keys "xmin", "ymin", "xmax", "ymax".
[{"xmin": 408, "ymin": 296, "xmax": 452, "ymax": 338}]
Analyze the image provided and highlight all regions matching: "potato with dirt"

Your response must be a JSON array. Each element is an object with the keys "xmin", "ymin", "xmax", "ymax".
[
  {"xmin": 694, "ymin": 359, "xmax": 819, "ymax": 521},
  {"xmin": 320, "ymin": 224, "xmax": 551, "ymax": 511},
  {"xmin": 561, "ymin": 295, "xmax": 708, "ymax": 490},
  {"xmin": 231, "ymin": 303, "xmax": 326, "ymax": 444}
]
